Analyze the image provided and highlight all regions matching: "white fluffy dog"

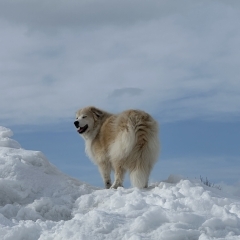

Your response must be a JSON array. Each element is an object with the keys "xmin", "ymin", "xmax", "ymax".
[{"xmin": 74, "ymin": 106, "xmax": 160, "ymax": 189}]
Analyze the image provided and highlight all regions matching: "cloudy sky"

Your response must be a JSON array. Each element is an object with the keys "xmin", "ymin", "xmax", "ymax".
[{"xmin": 1, "ymin": 0, "xmax": 240, "ymax": 186}]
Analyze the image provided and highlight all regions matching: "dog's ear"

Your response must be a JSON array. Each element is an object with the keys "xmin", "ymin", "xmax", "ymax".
[{"xmin": 90, "ymin": 107, "xmax": 103, "ymax": 119}]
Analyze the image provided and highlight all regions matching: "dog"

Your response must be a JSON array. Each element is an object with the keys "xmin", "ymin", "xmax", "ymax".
[{"xmin": 74, "ymin": 106, "xmax": 160, "ymax": 189}]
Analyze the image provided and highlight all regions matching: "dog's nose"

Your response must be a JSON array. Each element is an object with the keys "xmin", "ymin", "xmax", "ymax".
[{"xmin": 74, "ymin": 121, "xmax": 79, "ymax": 128}]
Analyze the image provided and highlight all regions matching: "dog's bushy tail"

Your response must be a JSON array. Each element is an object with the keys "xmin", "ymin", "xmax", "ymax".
[
  {"xmin": 129, "ymin": 135, "xmax": 159, "ymax": 188},
  {"xmin": 129, "ymin": 111, "xmax": 160, "ymax": 188}
]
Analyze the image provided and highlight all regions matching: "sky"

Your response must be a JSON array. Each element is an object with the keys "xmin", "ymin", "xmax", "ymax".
[{"xmin": 1, "ymin": 0, "xmax": 240, "ymax": 187}]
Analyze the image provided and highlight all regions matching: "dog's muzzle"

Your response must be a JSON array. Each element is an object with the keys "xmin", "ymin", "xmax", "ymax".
[
  {"xmin": 74, "ymin": 121, "xmax": 79, "ymax": 128},
  {"xmin": 74, "ymin": 121, "xmax": 88, "ymax": 134}
]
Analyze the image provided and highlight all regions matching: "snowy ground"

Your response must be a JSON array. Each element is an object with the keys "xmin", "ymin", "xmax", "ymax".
[{"xmin": 0, "ymin": 126, "xmax": 240, "ymax": 240}]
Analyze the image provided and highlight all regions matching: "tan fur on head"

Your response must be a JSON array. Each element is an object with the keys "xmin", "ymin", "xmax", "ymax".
[
  {"xmin": 90, "ymin": 107, "xmax": 104, "ymax": 120},
  {"xmin": 74, "ymin": 106, "xmax": 160, "ymax": 189}
]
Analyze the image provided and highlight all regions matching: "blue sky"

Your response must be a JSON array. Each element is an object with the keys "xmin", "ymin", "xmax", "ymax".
[{"xmin": 1, "ymin": 0, "xmax": 240, "ymax": 187}]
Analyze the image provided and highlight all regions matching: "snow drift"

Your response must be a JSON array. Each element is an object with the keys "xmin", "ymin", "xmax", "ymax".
[{"xmin": 0, "ymin": 126, "xmax": 240, "ymax": 240}]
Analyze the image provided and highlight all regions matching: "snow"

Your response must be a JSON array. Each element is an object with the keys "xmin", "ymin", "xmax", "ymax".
[{"xmin": 0, "ymin": 126, "xmax": 240, "ymax": 240}]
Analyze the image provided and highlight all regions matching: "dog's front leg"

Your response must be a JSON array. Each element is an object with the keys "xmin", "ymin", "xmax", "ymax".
[{"xmin": 98, "ymin": 162, "xmax": 112, "ymax": 189}]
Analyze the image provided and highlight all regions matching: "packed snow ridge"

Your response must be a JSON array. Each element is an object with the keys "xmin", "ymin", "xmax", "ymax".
[{"xmin": 0, "ymin": 126, "xmax": 240, "ymax": 240}]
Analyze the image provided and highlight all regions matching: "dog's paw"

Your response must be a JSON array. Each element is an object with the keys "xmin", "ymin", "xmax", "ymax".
[
  {"xmin": 105, "ymin": 181, "xmax": 112, "ymax": 189},
  {"xmin": 110, "ymin": 181, "xmax": 123, "ymax": 189}
]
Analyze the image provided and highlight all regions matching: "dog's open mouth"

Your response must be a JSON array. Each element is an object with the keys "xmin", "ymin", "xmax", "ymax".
[{"xmin": 78, "ymin": 124, "xmax": 88, "ymax": 134}]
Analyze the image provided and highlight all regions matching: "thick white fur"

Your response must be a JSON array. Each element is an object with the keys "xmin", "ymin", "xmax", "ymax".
[
  {"xmin": 75, "ymin": 106, "xmax": 160, "ymax": 189},
  {"xmin": 108, "ymin": 122, "xmax": 136, "ymax": 160}
]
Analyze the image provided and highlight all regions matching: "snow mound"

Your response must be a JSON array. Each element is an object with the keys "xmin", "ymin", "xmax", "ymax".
[
  {"xmin": 0, "ymin": 126, "xmax": 240, "ymax": 240},
  {"xmin": 0, "ymin": 127, "xmax": 21, "ymax": 149},
  {"xmin": 0, "ymin": 127, "xmax": 94, "ymax": 224}
]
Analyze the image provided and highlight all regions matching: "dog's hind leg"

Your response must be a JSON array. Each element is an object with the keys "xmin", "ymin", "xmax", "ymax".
[
  {"xmin": 98, "ymin": 162, "xmax": 112, "ymax": 189},
  {"xmin": 110, "ymin": 163, "xmax": 126, "ymax": 189},
  {"xmin": 129, "ymin": 142, "xmax": 157, "ymax": 188},
  {"xmin": 130, "ymin": 166, "xmax": 150, "ymax": 188}
]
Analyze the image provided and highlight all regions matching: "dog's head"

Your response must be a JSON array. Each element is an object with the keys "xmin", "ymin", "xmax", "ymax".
[{"xmin": 74, "ymin": 106, "xmax": 103, "ymax": 138}]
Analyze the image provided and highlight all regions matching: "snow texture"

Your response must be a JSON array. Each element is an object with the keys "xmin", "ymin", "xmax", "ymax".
[{"xmin": 0, "ymin": 126, "xmax": 240, "ymax": 240}]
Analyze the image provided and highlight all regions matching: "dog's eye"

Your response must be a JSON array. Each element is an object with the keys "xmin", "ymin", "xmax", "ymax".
[{"xmin": 82, "ymin": 116, "xmax": 87, "ymax": 119}]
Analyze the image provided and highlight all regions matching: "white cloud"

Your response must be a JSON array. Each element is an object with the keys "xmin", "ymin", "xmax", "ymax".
[
  {"xmin": 0, "ymin": 0, "xmax": 240, "ymax": 125},
  {"xmin": 109, "ymin": 88, "xmax": 143, "ymax": 98}
]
